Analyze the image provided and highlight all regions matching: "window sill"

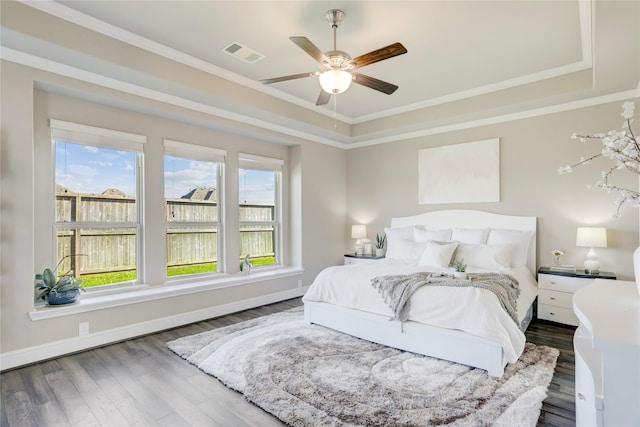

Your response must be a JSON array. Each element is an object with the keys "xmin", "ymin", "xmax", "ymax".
[{"xmin": 29, "ymin": 267, "xmax": 304, "ymax": 321}]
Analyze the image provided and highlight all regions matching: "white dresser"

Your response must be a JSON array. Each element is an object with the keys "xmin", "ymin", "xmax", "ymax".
[{"xmin": 573, "ymin": 279, "xmax": 640, "ymax": 426}]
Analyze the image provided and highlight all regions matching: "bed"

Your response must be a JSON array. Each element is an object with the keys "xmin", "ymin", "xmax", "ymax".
[{"xmin": 303, "ymin": 210, "xmax": 538, "ymax": 377}]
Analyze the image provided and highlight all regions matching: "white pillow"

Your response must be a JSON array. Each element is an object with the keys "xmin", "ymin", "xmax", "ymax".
[
  {"xmin": 414, "ymin": 228, "xmax": 452, "ymax": 242},
  {"xmin": 451, "ymin": 228, "xmax": 490, "ymax": 244},
  {"xmin": 419, "ymin": 241, "xmax": 459, "ymax": 268},
  {"xmin": 384, "ymin": 226, "xmax": 416, "ymax": 260},
  {"xmin": 385, "ymin": 239, "xmax": 427, "ymax": 261},
  {"xmin": 486, "ymin": 229, "xmax": 533, "ymax": 267},
  {"xmin": 384, "ymin": 226, "xmax": 415, "ymax": 242},
  {"xmin": 455, "ymin": 243, "xmax": 512, "ymax": 270}
]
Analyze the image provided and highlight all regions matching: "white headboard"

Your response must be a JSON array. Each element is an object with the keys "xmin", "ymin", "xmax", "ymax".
[{"xmin": 390, "ymin": 210, "xmax": 537, "ymax": 273}]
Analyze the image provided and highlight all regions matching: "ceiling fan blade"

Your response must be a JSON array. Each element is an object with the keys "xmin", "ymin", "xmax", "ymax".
[
  {"xmin": 290, "ymin": 37, "xmax": 329, "ymax": 64},
  {"xmin": 352, "ymin": 73, "xmax": 399, "ymax": 95},
  {"xmin": 350, "ymin": 42, "xmax": 407, "ymax": 69},
  {"xmin": 260, "ymin": 72, "xmax": 317, "ymax": 85},
  {"xmin": 316, "ymin": 90, "xmax": 331, "ymax": 106}
]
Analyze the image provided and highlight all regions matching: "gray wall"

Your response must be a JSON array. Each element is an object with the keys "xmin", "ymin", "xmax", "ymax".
[
  {"xmin": 346, "ymin": 102, "xmax": 639, "ymax": 280},
  {"xmin": 0, "ymin": 60, "xmax": 347, "ymax": 356}
]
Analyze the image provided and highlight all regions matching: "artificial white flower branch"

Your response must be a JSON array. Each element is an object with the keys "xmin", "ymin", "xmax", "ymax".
[{"xmin": 558, "ymin": 101, "xmax": 639, "ymax": 217}]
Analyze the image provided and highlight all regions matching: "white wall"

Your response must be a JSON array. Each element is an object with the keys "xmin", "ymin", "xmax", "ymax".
[{"xmin": 346, "ymin": 101, "xmax": 639, "ymax": 280}]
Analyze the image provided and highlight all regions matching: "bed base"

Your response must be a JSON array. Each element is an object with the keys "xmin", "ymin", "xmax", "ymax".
[{"xmin": 304, "ymin": 300, "xmax": 508, "ymax": 377}]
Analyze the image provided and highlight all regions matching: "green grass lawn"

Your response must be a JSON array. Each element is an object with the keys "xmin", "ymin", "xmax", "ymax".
[{"xmin": 80, "ymin": 257, "xmax": 276, "ymax": 288}]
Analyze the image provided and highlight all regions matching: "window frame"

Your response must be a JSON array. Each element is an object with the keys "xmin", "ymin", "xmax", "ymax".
[
  {"xmin": 238, "ymin": 153, "xmax": 283, "ymax": 268},
  {"xmin": 164, "ymin": 140, "xmax": 226, "ymax": 279},
  {"xmin": 50, "ymin": 119, "xmax": 146, "ymax": 290}
]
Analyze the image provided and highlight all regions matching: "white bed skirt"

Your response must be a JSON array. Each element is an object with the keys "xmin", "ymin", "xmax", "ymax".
[{"xmin": 304, "ymin": 300, "xmax": 510, "ymax": 377}]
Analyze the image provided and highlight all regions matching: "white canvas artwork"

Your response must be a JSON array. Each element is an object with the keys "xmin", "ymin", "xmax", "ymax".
[{"xmin": 418, "ymin": 138, "xmax": 500, "ymax": 204}]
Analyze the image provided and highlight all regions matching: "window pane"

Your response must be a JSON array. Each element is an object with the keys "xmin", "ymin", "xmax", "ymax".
[
  {"xmin": 239, "ymin": 169, "xmax": 275, "ymax": 218},
  {"xmin": 240, "ymin": 225, "xmax": 275, "ymax": 266},
  {"xmin": 165, "ymin": 156, "xmax": 218, "ymax": 222},
  {"xmin": 239, "ymin": 168, "xmax": 277, "ymax": 267},
  {"xmin": 164, "ymin": 155, "xmax": 220, "ymax": 278},
  {"xmin": 55, "ymin": 141, "xmax": 137, "ymax": 222},
  {"xmin": 54, "ymin": 139, "xmax": 139, "ymax": 290},
  {"xmin": 166, "ymin": 226, "xmax": 218, "ymax": 276},
  {"xmin": 57, "ymin": 227, "xmax": 137, "ymax": 288}
]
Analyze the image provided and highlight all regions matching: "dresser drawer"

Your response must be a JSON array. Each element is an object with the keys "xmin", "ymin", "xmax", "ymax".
[
  {"xmin": 538, "ymin": 304, "xmax": 579, "ymax": 326},
  {"xmin": 538, "ymin": 289, "xmax": 574, "ymax": 309},
  {"xmin": 538, "ymin": 273, "xmax": 594, "ymax": 293}
]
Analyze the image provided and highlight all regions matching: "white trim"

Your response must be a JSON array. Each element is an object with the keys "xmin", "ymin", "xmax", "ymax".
[
  {"xmin": 29, "ymin": 267, "xmax": 303, "ymax": 321},
  {"xmin": 1, "ymin": 48, "xmax": 638, "ymax": 150},
  {"xmin": 164, "ymin": 139, "xmax": 226, "ymax": 163},
  {"xmin": 1, "ymin": 285, "xmax": 308, "ymax": 371},
  {"xmin": 346, "ymin": 89, "xmax": 640, "ymax": 149},
  {"xmin": 0, "ymin": 47, "xmax": 345, "ymax": 149}
]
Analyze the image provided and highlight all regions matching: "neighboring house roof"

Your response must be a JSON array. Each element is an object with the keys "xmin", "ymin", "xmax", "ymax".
[
  {"xmin": 102, "ymin": 188, "xmax": 127, "ymax": 197},
  {"xmin": 181, "ymin": 187, "xmax": 217, "ymax": 201},
  {"xmin": 55, "ymin": 184, "xmax": 74, "ymax": 195}
]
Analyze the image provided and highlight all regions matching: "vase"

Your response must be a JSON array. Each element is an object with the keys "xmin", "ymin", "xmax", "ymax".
[
  {"xmin": 375, "ymin": 247, "xmax": 385, "ymax": 257},
  {"xmin": 634, "ymin": 246, "xmax": 640, "ymax": 296},
  {"xmin": 45, "ymin": 289, "xmax": 80, "ymax": 305},
  {"xmin": 453, "ymin": 272, "xmax": 467, "ymax": 280}
]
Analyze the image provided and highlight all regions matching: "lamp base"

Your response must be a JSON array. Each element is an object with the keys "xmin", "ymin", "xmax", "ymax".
[{"xmin": 584, "ymin": 248, "xmax": 600, "ymax": 274}]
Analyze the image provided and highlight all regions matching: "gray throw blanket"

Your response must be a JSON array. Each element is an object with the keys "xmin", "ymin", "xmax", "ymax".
[{"xmin": 370, "ymin": 272, "xmax": 521, "ymax": 329}]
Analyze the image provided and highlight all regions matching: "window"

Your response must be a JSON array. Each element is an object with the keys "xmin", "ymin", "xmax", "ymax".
[
  {"xmin": 239, "ymin": 153, "xmax": 283, "ymax": 268},
  {"xmin": 51, "ymin": 120, "xmax": 145, "ymax": 289},
  {"xmin": 164, "ymin": 140, "xmax": 225, "ymax": 278}
]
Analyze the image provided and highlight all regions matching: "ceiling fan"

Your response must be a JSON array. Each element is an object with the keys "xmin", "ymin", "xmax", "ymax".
[{"xmin": 260, "ymin": 9, "xmax": 408, "ymax": 106}]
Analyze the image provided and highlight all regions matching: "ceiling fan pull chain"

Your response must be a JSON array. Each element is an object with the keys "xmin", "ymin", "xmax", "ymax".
[{"xmin": 333, "ymin": 95, "xmax": 338, "ymax": 131}]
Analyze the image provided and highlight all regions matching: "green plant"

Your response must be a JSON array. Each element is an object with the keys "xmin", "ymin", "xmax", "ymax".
[
  {"xmin": 35, "ymin": 254, "xmax": 87, "ymax": 301},
  {"xmin": 453, "ymin": 258, "xmax": 466, "ymax": 273},
  {"xmin": 375, "ymin": 233, "xmax": 386, "ymax": 249}
]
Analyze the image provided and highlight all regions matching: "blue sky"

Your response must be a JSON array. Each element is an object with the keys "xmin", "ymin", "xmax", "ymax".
[{"xmin": 56, "ymin": 141, "xmax": 275, "ymax": 204}]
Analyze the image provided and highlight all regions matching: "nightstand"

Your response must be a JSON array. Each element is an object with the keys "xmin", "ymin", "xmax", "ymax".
[
  {"xmin": 344, "ymin": 254, "xmax": 385, "ymax": 265},
  {"xmin": 537, "ymin": 267, "xmax": 616, "ymax": 326}
]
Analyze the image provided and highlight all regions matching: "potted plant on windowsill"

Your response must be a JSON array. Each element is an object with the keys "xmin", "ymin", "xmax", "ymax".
[{"xmin": 35, "ymin": 255, "xmax": 87, "ymax": 305}]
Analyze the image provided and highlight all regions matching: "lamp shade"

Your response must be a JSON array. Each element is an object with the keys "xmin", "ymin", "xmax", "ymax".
[
  {"xmin": 319, "ymin": 70, "xmax": 353, "ymax": 94},
  {"xmin": 351, "ymin": 224, "xmax": 367, "ymax": 239},
  {"xmin": 576, "ymin": 227, "xmax": 607, "ymax": 248}
]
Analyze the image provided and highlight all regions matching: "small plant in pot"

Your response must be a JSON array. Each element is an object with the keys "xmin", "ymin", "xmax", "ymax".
[
  {"xmin": 35, "ymin": 255, "xmax": 87, "ymax": 305},
  {"xmin": 453, "ymin": 258, "xmax": 467, "ymax": 279},
  {"xmin": 375, "ymin": 233, "xmax": 386, "ymax": 256}
]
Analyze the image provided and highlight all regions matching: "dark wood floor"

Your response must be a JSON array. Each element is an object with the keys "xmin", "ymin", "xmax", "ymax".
[{"xmin": 1, "ymin": 298, "xmax": 576, "ymax": 427}]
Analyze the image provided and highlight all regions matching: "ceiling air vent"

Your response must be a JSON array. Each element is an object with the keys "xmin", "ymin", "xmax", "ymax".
[{"xmin": 222, "ymin": 42, "xmax": 265, "ymax": 64}]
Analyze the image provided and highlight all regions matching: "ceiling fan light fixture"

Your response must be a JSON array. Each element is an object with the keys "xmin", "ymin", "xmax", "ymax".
[{"xmin": 319, "ymin": 69, "xmax": 353, "ymax": 94}]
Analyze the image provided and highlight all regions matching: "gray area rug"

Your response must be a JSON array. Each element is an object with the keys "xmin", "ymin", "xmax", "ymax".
[{"xmin": 168, "ymin": 307, "xmax": 559, "ymax": 426}]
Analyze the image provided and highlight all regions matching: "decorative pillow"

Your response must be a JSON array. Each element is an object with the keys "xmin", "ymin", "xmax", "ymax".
[
  {"xmin": 451, "ymin": 228, "xmax": 490, "ymax": 244},
  {"xmin": 418, "ymin": 241, "xmax": 459, "ymax": 268},
  {"xmin": 455, "ymin": 243, "xmax": 512, "ymax": 270},
  {"xmin": 414, "ymin": 227, "xmax": 452, "ymax": 242},
  {"xmin": 487, "ymin": 229, "xmax": 533, "ymax": 267}
]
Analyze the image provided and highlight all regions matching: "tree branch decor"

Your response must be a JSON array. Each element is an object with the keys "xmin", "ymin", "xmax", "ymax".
[{"xmin": 558, "ymin": 101, "xmax": 639, "ymax": 217}]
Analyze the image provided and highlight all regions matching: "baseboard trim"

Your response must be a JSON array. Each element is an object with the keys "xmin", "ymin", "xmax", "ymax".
[{"xmin": 0, "ymin": 287, "xmax": 308, "ymax": 372}]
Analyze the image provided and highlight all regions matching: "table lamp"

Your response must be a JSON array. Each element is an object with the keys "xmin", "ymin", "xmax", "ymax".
[
  {"xmin": 351, "ymin": 224, "xmax": 366, "ymax": 255},
  {"xmin": 576, "ymin": 227, "xmax": 607, "ymax": 274}
]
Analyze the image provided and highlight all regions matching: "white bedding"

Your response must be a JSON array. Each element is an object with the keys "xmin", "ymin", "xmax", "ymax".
[{"xmin": 302, "ymin": 259, "xmax": 538, "ymax": 364}]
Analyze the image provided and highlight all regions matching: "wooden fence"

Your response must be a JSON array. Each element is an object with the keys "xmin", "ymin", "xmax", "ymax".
[{"xmin": 56, "ymin": 193, "xmax": 274, "ymax": 275}]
